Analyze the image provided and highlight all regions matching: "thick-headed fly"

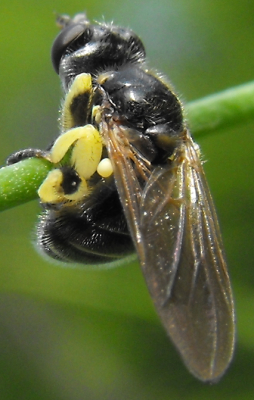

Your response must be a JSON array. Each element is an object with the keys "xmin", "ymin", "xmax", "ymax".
[{"xmin": 7, "ymin": 12, "xmax": 235, "ymax": 382}]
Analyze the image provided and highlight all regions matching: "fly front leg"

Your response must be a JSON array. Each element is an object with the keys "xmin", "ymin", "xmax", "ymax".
[{"xmin": 6, "ymin": 148, "xmax": 50, "ymax": 165}]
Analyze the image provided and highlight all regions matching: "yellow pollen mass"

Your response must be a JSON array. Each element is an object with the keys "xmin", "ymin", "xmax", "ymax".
[
  {"xmin": 97, "ymin": 158, "xmax": 114, "ymax": 178},
  {"xmin": 49, "ymin": 125, "xmax": 103, "ymax": 180},
  {"xmin": 61, "ymin": 73, "xmax": 93, "ymax": 130},
  {"xmin": 38, "ymin": 169, "xmax": 65, "ymax": 203}
]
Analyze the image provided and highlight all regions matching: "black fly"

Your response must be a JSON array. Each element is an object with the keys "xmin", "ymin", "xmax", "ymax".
[{"xmin": 7, "ymin": 12, "xmax": 235, "ymax": 381}]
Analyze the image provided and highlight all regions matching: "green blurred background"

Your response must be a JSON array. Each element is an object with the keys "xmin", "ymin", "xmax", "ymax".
[{"xmin": 0, "ymin": 0, "xmax": 254, "ymax": 399}]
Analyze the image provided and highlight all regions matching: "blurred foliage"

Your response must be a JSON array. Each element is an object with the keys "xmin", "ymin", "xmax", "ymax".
[{"xmin": 0, "ymin": 0, "xmax": 254, "ymax": 399}]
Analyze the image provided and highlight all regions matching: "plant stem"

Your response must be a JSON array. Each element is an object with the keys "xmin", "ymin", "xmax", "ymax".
[
  {"xmin": 1, "ymin": 80, "xmax": 254, "ymax": 212},
  {"xmin": 0, "ymin": 159, "xmax": 52, "ymax": 211},
  {"xmin": 186, "ymin": 80, "xmax": 254, "ymax": 137}
]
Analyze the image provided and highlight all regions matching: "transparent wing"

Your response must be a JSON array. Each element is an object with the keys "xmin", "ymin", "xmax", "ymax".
[{"xmin": 106, "ymin": 127, "xmax": 235, "ymax": 382}]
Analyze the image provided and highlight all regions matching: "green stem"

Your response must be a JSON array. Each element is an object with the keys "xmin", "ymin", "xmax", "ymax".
[
  {"xmin": 0, "ymin": 159, "xmax": 52, "ymax": 211},
  {"xmin": 186, "ymin": 80, "xmax": 254, "ymax": 136},
  {"xmin": 0, "ymin": 80, "xmax": 254, "ymax": 212}
]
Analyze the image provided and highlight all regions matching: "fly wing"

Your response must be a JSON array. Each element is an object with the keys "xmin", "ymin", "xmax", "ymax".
[
  {"xmin": 140, "ymin": 133, "xmax": 235, "ymax": 381},
  {"xmin": 106, "ymin": 127, "xmax": 235, "ymax": 382}
]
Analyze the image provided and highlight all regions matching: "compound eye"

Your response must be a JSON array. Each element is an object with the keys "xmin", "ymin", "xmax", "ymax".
[{"xmin": 51, "ymin": 23, "xmax": 86, "ymax": 74}]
